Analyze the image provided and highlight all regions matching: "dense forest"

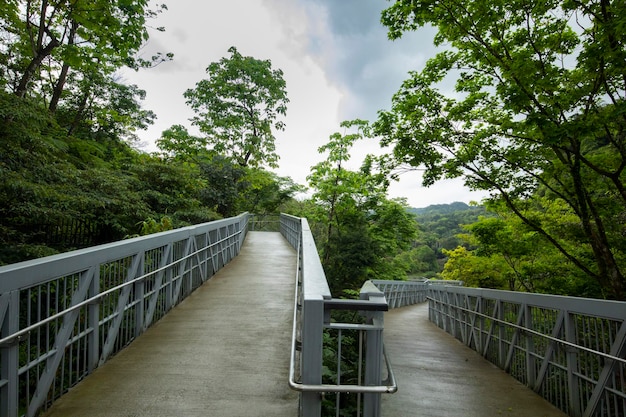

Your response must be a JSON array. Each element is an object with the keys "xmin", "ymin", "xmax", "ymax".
[
  {"xmin": 0, "ymin": 3, "xmax": 300, "ymax": 265},
  {"xmin": 1, "ymin": 0, "xmax": 625, "ymax": 301}
]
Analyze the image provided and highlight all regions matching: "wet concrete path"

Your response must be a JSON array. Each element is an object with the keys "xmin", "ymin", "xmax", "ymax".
[
  {"xmin": 43, "ymin": 231, "xmax": 299, "ymax": 417},
  {"xmin": 382, "ymin": 303, "xmax": 568, "ymax": 417},
  {"xmin": 43, "ymin": 230, "xmax": 569, "ymax": 417}
]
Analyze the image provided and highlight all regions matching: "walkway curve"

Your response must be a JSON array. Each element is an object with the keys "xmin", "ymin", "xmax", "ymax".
[
  {"xmin": 382, "ymin": 303, "xmax": 568, "ymax": 417},
  {"xmin": 43, "ymin": 231, "xmax": 299, "ymax": 417}
]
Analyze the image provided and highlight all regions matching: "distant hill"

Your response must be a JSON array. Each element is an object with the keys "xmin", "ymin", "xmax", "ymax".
[
  {"xmin": 408, "ymin": 201, "xmax": 488, "ymax": 253},
  {"xmin": 407, "ymin": 201, "xmax": 480, "ymax": 216}
]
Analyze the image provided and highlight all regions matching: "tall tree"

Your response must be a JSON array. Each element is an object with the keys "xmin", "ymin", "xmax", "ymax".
[
  {"xmin": 184, "ymin": 46, "xmax": 288, "ymax": 168},
  {"xmin": 307, "ymin": 120, "xmax": 417, "ymax": 294},
  {"xmin": 376, "ymin": 0, "xmax": 626, "ymax": 299}
]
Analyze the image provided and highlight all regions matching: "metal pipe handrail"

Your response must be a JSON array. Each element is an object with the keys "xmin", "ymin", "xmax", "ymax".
[
  {"xmin": 288, "ymin": 345, "xmax": 397, "ymax": 394},
  {"xmin": 323, "ymin": 298, "xmax": 389, "ymax": 312},
  {"xmin": 284, "ymin": 215, "xmax": 397, "ymax": 399},
  {"xmin": 287, "ymin": 289, "xmax": 397, "ymax": 393}
]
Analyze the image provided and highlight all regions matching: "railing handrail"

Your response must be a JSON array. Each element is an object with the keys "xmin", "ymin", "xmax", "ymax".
[
  {"xmin": 0, "ymin": 230, "xmax": 242, "ymax": 348},
  {"xmin": 280, "ymin": 214, "xmax": 397, "ymax": 417},
  {"xmin": 432, "ymin": 295, "xmax": 626, "ymax": 366},
  {"xmin": 433, "ymin": 285, "xmax": 626, "ymax": 319},
  {"xmin": 373, "ymin": 279, "xmax": 626, "ymax": 417},
  {"xmin": 0, "ymin": 213, "xmax": 250, "ymax": 417},
  {"xmin": 287, "ymin": 285, "xmax": 397, "ymax": 394},
  {"xmin": 0, "ymin": 214, "xmax": 249, "ymax": 293},
  {"xmin": 299, "ymin": 217, "xmax": 332, "ymax": 301}
]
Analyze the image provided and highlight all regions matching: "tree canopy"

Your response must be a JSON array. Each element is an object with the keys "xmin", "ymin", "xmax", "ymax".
[
  {"xmin": 376, "ymin": 0, "xmax": 626, "ymax": 299},
  {"xmin": 1, "ymin": 1, "xmax": 171, "ymax": 102},
  {"xmin": 183, "ymin": 46, "xmax": 288, "ymax": 169}
]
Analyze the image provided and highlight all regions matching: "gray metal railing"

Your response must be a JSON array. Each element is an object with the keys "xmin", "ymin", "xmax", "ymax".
[
  {"xmin": 248, "ymin": 214, "xmax": 281, "ymax": 232},
  {"xmin": 428, "ymin": 286, "xmax": 626, "ymax": 417},
  {"xmin": 371, "ymin": 280, "xmax": 429, "ymax": 308},
  {"xmin": 0, "ymin": 213, "xmax": 249, "ymax": 417},
  {"xmin": 280, "ymin": 214, "xmax": 397, "ymax": 417},
  {"xmin": 372, "ymin": 279, "xmax": 626, "ymax": 417}
]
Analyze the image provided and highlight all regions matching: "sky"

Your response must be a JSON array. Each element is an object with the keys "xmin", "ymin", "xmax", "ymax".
[{"xmin": 122, "ymin": 0, "xmax": 489, "ymax": 208}]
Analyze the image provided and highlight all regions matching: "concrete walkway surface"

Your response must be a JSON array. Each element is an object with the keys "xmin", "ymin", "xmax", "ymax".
[
  {"xmin": 43, "ymin": 231, "xmax": 299, "ymax": 417},
  {"xmin": 382, "ymin": 303, "xmax": 568, "ymax": 417},
  {"xmin": 42, "ymin": 230, "xmax": 569, "ymax": 417}
]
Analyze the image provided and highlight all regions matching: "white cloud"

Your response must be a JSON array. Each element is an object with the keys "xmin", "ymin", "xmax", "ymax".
[{"xmin": 124, "ymin": 0, "xmax": 488, "ymax": 208}]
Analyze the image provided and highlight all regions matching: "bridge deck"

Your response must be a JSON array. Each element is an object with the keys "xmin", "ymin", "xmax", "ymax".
[
  {"xmin": 43, "ymin": 231, "xmax": 299, "ymax": 417},
  {"xmin": 382, "ymin": 303, "xmax": 568, "ymax": 417},
  {"xmin": 42, "ymin": 230, "xmax": 569, "ymax": 417}
]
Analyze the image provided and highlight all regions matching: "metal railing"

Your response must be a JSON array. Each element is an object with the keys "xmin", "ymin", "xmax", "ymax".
[
  {"xmin": 371, "ymin": 280, "xmax": 429, "ymax": 308},
  {"xmin": 248, "ymin": 214, "xmax": 281, "ymax": 232},
  {"xmin": 0, "ymin": 213, "xmax": 249, "ymax": 417},
  {"xmin": 428, "ymin": 286, "xmax": 626, "ymax": 417},
  {"xmin": 372, "ymin": 279, "xmax": 626, "ymax": 417},
  {"xmin": 280, "ymin": 214, "xmax": 397, "ymax": 417}
]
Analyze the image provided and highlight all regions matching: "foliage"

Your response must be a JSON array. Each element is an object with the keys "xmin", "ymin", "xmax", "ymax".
[
  {"xmin": 377, "ymin": 0, "xmax": 626, "ymax": 299},
  {"xmin": 306, "ymin": 120, "xmax": 418, "ymax": 295},
  {"xmin": 198, "ymin": 156, "xmax": 247, "ymax": 217},
  {"xmin": 236, "ymin": 169, "xmax": 305, "ymax": 215},
  {"xmin": 183, "ymin": 46, "xmax": 288, "ymax": 168},
  {"xmin": 196, "ymin": 156, "xmax": 300, "ymax": 217},
  {"xmin": 137, "ymin": 216, "xmax": 173, "ymax": 237},
  {"xmin": 0, "ymin": 86, "xmax": 219, "ymax": 264},
  {"xmin": 407, "ymin": 202, "xmax": 488, "ymax": 276},
  {"xmin": 444, "ymin": 201, "xmax": 604, "ymax": 297},
  {"xmin": 156, "ymin": 124, "xmax": 209, "ymax": 163},
  {"xmin": 1, "ymin": 0, "xmax": 171, "ymax": 99}
]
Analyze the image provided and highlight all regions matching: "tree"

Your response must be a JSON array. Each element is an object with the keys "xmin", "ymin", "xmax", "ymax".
[
  {"xmin": 307, "ymin": 120, "xmax": 417, "ymax": 295},
  {"xmin": 441, "ymin": 246, "xmax": 508, "ymax": 289},
  {"xmin": 376, "ymin": 0, "xmax": 626, "ymax": 299},
  {"xmin": 445, "ymin": 201, "xmax": 603, "ymax": 296},
  {"xmin": 198, "ymin": 156, "xmax": 247, "ymax": 217},
  {"xmin": 184, "ymin": 46, "xmax": 288, "ymax": 168},
  {"xmin": 236, "ymin": 169, "xmax": 304, "ymax": 215}
]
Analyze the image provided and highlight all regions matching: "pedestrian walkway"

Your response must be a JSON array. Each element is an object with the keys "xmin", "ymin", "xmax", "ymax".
[
  {"xmin": 40, "ymin": 231, "xmax": 570, "ymax": 417},
  {"xmin": 382, "ymin": 303, "xmax": 568, "ymax": 417},
  {"xmin": 42, "ymin": 232, "xmax": 299, "ymax": 417}
]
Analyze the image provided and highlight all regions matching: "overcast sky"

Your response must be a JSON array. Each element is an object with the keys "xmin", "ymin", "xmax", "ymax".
[{"xmin": 123, "ymin": 0, "xmax": 488, "ymax": 208}]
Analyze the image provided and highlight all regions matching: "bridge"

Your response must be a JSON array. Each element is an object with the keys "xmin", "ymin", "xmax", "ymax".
[{"xmin": 0, "ymin": 213, "xmax": 624, "ymax": 417}]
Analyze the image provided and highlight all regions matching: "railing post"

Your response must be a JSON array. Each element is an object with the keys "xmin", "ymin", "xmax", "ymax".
[
  {"xmin": 301, "ymin": 297, "xmax": 324, "ymax": 417},
  {"xmin": 564, "ymin": 311, "xmax": 583, "ymax": 417},
  {"xmin": 88, "ymin": 267, "xmax": 100, "ymax": 373},
  {"xmin": 361, "ymin": 289, "xmax": 385, "ymax": 417},
  {"xmin": 0, "ymin": 291, "xmax": 19, "ymax": 417},
  {"xmin": 524, "ymin": 303, "xmax": 536, "ymax": 388},
  {"xmin": 134, "ymin": 251, "xmax": 145, "ymax": 337}
]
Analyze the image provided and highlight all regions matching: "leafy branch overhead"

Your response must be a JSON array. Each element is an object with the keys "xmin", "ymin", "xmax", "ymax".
[{"xmin": 376, "ymin": 0, "xmax": 626, "ymax": 299}]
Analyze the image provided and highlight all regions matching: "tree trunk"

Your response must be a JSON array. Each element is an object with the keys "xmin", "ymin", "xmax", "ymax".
[
  {"xmin": 14, "ymin": 38, "xmax": 59, "ymax": 97},
  {"xmin": 49, "ymin": 21, "xmax": 78, "ymax": 112}
]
